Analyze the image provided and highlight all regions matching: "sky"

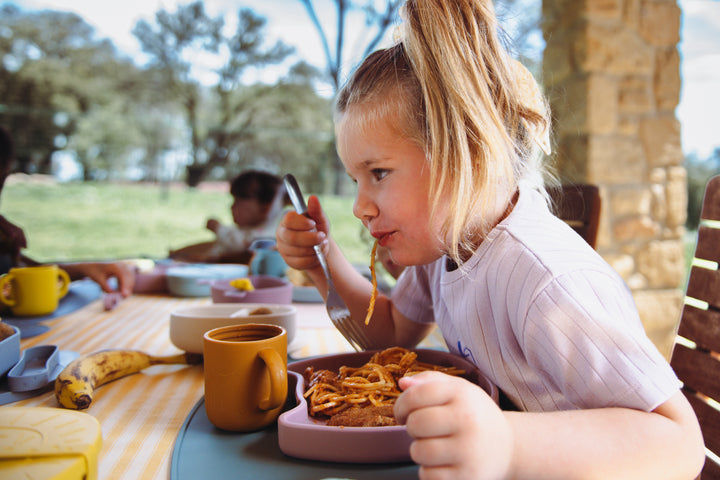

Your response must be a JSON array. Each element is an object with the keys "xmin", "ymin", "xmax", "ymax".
[{"xmin": 8, "ymin": 0, "xmax": 720, "ymax": 159}]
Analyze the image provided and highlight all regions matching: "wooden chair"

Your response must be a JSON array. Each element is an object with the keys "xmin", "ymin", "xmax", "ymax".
[
  {"xmin": 671, "ymin": 175, "xmax": 720, "ymax": 478},
  {"xmin": 548, "ymin": 184, "xmax": 601, "ymax": 249}
]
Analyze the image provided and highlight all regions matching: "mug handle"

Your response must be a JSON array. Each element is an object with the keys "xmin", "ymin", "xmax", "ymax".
[
  {"xmin": 57, "ymin": 268, "xmax": 70, "ymax": 299},
  {"xmin": 257, "ymin": 348, "xmax": 288, "ymax": 411},
  {"xmin": 0, "ymin": 274, "xmax": 16, "ymax": 306}
]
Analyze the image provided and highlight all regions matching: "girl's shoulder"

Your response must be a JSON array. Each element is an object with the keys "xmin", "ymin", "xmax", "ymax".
[{"xmin": 477, "ymin": 187, "xmax": 615, "ymax": 284}]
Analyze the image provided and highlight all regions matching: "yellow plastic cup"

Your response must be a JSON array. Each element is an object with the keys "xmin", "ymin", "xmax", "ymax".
[{"xmin": 0, "ymin": 265, "xmax": 70, "ymax": 316}]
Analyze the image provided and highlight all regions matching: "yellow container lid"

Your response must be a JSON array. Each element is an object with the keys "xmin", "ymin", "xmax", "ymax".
[{"xmin": 0, "ymin": 406, "xmax": 102, "ymax": 480}]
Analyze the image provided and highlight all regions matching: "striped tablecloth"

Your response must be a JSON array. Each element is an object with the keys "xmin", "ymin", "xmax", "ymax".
[{"xmin": 4, "ymin": 291, "xmax": 445, "ymax": 479}]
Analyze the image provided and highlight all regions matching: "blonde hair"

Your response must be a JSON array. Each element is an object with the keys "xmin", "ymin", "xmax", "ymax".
[{"xmin": 335, "ymin": 0, "xmax": 552, "ymax": 264}]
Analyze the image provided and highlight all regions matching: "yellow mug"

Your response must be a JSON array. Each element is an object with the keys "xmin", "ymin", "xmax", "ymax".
[
  {"xmin": 203, "ymin": 323, "xmax": 288, "ymax": 432},
  {"xmin": 0, "ymin": 265, "xmax": 70, "ymax": 316}
]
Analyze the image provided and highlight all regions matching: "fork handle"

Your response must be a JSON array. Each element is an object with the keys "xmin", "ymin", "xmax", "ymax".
[
  {"xmin": 284, "ymin": 174, "xmax": 332, "ymax": 279},
  {"xmin": 313, "ymin": 245, "xmax": 333, "ymax": 282},
  {"xmin": 283, "ymin": 174, "xmax": 308, "ymax": 215}
]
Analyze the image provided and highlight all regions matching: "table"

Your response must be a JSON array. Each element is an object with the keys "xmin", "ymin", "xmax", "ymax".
[{"xmin": 5, "ymin": 291, "xmax": 445, "ymax": 479}]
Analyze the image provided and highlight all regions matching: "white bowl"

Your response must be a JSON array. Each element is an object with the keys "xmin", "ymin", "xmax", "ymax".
[{"xmin": 169, "ymin": 304, "xmax": 296, "ymax": 354}]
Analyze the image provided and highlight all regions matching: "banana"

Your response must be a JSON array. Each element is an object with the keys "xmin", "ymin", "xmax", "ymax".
[{"xmin": 54, "ymin": 349, "xmax": 202, "ymax": 410}]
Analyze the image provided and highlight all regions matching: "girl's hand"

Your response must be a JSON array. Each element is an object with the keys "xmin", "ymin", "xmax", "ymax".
[
  {"xmin": 275, "ymin": 195, "xmax": 329, "ymax": 271},
  {"xmin": 394, "ymin": 371, "xmax": 514, "ymax": 480}
]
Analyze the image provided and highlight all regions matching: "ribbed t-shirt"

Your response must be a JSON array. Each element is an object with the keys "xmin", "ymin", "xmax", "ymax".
[{"xmin": 392, "ymin": 187, "xmax": 680, "ymax": 412}]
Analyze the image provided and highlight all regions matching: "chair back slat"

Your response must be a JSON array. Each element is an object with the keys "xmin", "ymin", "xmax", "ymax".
[
  {"xmin": 678, "ymin": 305, "xmax": 720, "ymax": 353},
  {"xmin": 672, "ymin": 344, "xmax": 720, "ymax": 402},
  {"xmin": 670, "ymin": 175, "xmax": 720, "ymax": 479},
  {"xmin": 549, "ymin": 184, "xmax": 601, "ymax": 249},
  {"xmin": 695, "ymin": 225, "xmax": 720, "ymax": 263},
  {"xmin": 685, "ymin": 392, "xmax": 720, "ymax": 462},
  {"xmin": 703, "ymin": 458, "xmax": 720, "ymax": 479},
  {"xmin": 686, "ymin": 266, "xmax": 720, "ymax": 308},
  {"xmin": 701, "ymin": 177, "xmax": 720, "ymax": 221}
]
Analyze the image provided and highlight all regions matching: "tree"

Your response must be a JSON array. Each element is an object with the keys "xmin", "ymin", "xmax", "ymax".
[
  {"xmin": 0, "ymin": 4, "xmax": 166, "ymax": 179},
  {"xmin": 223, "ymin": 63, "xmax": 334, "ymax": 192},
  {"xmin": 133, "ymin": 2, "xmax": 294, "ymax": 186}
]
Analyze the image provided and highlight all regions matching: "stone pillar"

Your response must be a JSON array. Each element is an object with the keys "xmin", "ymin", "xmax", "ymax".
[{"xmin": 542, "ymin": 0, "xmax": 686, "ymax": 358}]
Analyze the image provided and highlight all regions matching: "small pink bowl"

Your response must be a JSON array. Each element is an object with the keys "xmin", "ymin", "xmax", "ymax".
[
  {"xmin": 133, "ymin": 266, "xmax": 169, "ymax": 294},
  {"xmin": 210, "ymin": 275, "xmax": 293, "ymax": 304}
]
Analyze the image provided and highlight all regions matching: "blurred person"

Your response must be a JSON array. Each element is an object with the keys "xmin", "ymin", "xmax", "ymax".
[
  {"xmin": 0, "ymin": 125, "xmax": 134, "ymax": 297},
  {"xmin": 169, "ymin": 170, "xmax": 291, "ymax": 264}
]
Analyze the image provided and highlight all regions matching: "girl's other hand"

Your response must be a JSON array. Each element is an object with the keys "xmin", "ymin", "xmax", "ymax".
[
  {"xmin": 276, "ymin": 195, "xmax": 329, "ymax": 271},
  {"xmin": 394, "ymin": 371, "xmax": 514, "ymax": 480}
]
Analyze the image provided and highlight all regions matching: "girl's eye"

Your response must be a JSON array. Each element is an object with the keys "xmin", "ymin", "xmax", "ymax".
[{"xmin": 371, "ymin": 168, "xmax": 389, "ymax": 181}]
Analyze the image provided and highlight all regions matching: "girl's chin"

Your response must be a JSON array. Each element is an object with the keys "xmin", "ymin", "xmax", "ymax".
[{"xmin": 388, "ymin": 250, "xmax": 443, "ymax": 267}]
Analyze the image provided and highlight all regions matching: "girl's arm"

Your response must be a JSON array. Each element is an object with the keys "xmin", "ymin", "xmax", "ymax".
[
  {"xmin": 506, "ymin": 390, "xmax": 704, "ymax": 479},
  {"xmin": 395, "ymin": 372, "xmax": 705, "ymax": 480},
  {"xmin": 276, "ymin": 195, "xmax": 432, "ymax": 348}
]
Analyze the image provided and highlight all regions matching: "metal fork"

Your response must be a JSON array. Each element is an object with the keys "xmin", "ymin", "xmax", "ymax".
[{"xmin": 283, "ymin": 174, "xmax": 372, "ymax": 351}]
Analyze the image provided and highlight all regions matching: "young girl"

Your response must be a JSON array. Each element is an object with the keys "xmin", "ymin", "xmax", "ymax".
[{"xmin": 276, "ymin": 0, "xmax": 704, "ymax": 478}]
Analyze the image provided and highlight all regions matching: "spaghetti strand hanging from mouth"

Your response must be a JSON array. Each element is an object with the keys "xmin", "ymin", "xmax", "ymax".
[{"xmin": 364, "ymin": 239, "xmax": 379, "ymax": 325}]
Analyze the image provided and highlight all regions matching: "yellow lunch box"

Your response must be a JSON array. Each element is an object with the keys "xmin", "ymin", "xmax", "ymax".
[{"xmin": 0, "ymin": 406, "xmax": 102, "ymax": 479}]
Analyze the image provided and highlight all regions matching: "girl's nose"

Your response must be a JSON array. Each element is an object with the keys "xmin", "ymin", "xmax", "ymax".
[{"xmin": 352, "ymin": 188, "xmax": 378, "ymax": 222}]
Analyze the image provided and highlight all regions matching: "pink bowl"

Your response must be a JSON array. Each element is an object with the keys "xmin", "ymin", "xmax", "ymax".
[
  {"xmin": 210, "ymin": 275, "xmax": 293, "ymax": 304},
  {"xmin": 133, "ymin": 266, "xmax": 169, "ymax": 294},
  {"xmin": 278, "ymin": 349, "xmax": 498, "ymax": 463}
]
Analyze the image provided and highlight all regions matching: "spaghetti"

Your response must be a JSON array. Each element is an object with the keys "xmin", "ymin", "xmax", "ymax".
[
  {"xmin": 302, "ymin": 347, "xmax": 465, "ymax": 426},
  {"xmin": 364, "ymin": 239, "xmax": 379, "ymax": 325}
]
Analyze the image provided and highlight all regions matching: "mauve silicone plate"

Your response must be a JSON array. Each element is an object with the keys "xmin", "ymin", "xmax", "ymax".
[{"xmin": 278, "ymin": 349, "xmax": 498, "ymax": 464}]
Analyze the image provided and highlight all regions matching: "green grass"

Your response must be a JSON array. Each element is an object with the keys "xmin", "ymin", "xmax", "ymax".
[{"xmin": 3, "ymin": 177, "xmax": 372, "ymax": 266}]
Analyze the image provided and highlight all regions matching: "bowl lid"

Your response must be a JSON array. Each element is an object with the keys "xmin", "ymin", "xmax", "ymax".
[
  {"xmin": 167, "ymin": 264, "xmax": 248, "ymax": 280},
  {"xmin": 0, "ymin": 407, "xmax": 102, "ymax": 479}
]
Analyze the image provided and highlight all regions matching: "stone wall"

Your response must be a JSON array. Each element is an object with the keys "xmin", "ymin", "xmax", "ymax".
[{"xmin": 542, "ymin": 0, "xmax": 685, "ymax": 358}]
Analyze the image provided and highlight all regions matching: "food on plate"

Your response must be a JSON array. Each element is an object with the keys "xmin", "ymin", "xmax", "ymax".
[
  {"xmin": 326, "ymin": 404, "xmax": 396, "ymax": 427},
  {"xmin": 248, "ymin": 306, "xmax": 273, "ymax": 315},
  {"xmin": 302, "ymin": 347, "xmax": 464, "ymax": 427},
  {"xmin": 229, "ymin": 278, "xmax": 255, "ymax": 291},
  {"xmin": 55, "ymin": 349, "xmax": 202, "ymax": 410},
  {"xmin": 364, "ymin": 239, "xmax": 379, "ymax": 325}
]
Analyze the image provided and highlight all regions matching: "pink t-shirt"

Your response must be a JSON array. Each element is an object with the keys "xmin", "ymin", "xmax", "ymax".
[{"xmin": 392, "ymin": 187, "xmax": 680, "ymax": 412}]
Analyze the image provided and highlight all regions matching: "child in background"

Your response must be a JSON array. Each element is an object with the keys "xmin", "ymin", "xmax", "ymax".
[
  {"xmin": 170, "ymin": 170, "xmax": 290, "ymax": 264},
  {"xmin": 275, "ymin": 0, "xmax": 704, "ymax": 478}
]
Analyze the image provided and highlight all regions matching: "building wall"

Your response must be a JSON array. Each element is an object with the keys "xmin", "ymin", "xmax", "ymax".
[{"xmin": 542, "ymin": 0, "xmax": 685, "ymax": 358}]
